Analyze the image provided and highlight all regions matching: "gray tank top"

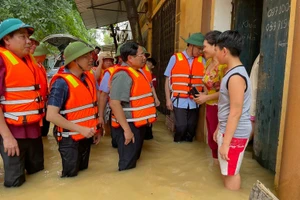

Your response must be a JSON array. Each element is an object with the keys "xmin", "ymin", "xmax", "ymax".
[{"xmin": 218, "ymin": 65, "xmax": 252, "ymax": 138}]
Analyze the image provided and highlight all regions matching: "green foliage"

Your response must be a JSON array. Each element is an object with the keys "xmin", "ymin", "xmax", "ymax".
[
  {"xmin": 0, "ymin": 0, "xmax": 98, "ymax": 45},
  {"xmin": 102, "ymin": 32, "xmax": 114, "ymax": 45}
]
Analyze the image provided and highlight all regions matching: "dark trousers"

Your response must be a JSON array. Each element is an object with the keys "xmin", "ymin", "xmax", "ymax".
[
  {"xmin": 111, "ymin": 127, "xmax": 118, "ymax": 148},
  {"xmin": 58, "ymin": 137, "xmax": 93, "ymax": 177},
  {"xmin": 41, "ymin": 116, "xmax": 50, "ymax": 136},
  {"xmin": 0, "ymin": 136, "xmax": 44, "ymax": 187},
  {"xmin": 173, "ymin": 107, "xmax": 199, "ymax": 142},
  {"xmin": 113, "ymin": 123, "xmax": 146, "ymax": 171},
  {"xmin": 144, "ymin": 124, "xmax": 153, "ymax": 140}
]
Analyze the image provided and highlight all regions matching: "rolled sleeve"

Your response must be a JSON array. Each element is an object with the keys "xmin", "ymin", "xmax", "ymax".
[
  {"xmin": 99, "ymin": 71, "xmax": 111, "ymax": 93},
  {"xmin": 47, "ymin": 78, "xmax": 69, "ymax": 108},
  {"xmin": 110, "ymin": 71, "xmax": 132, "ymax": 102},
  {"xmin": 164, "ymin": 55, "xmax": 176, "ymax": 77}
]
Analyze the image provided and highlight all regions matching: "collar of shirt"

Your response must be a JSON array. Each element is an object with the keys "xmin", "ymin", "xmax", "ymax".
[
  {"xmin": 64, "ymin": 67, "xmax": 86, "ymax": 81},
  {"xmin": 182, "ymin": 50, "xmax": 194, "ymax": 61},
  {"xmin": 121, "ymin": 62, "xmax": 129, "ymax": 67}
]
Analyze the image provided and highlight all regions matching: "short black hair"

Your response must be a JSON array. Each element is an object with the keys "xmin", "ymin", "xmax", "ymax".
[
  {"xmin": 146, "ymin": 57, "xmax": 157, "ymax": 66},
  {"xmin": 216, "ymin": 30, "xmax": 242, "ymax": 57},
  {"xmin": 120, "ymin": 42, "xmax": 139, "ymax": 62},
  {"xmin": 95, "ymin": 46, "xmax": 101, "ymax": 51},
  {"xmin": 0, "ymin": 39, "xmax": 4, "ymax": 47},
  {"xmin": 204, "ymin": 30, "xmax": 222, "ymax": 45}
]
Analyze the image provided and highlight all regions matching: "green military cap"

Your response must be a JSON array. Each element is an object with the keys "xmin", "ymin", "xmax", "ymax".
[
  {"xmin": 0, "ymin": 18, "xmax": 34, "ymax": 40},
  {"xmin": 30, "ymin": 34, "xmax": 40, "ymax": 45},
  {"xmin": 115, "ymin": 44, "xmax": 124, "ymax": 58},
  {"xmin": 64, "ymin": 41, "xmax": 93, "ymax": 66},
  {"xmin": 33, "ymin": 43, "xmax": 49, "ymax": 56},
  {"xmin": 181, "ymin": 32, "xmax": 204, "ymax": 46}
]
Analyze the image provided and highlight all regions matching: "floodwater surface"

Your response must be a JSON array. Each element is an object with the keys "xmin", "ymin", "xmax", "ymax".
[{"xmin": 0, "ymin": 115, "xmax": 274, "ymax": 200}]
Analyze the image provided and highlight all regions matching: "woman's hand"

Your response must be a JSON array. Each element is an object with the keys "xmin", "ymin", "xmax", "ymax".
[{"xmin": 193, "ymin": 92, "xmax": 207, "ymax": 105}]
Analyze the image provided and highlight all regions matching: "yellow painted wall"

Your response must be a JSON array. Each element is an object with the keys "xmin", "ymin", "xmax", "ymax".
[
  {"xmin": 139, "ymin": 0, "xmax": 207, "ymax": 54},
  {"xmin": 175, "ymin": 0, "xmax": 203, "ymax": 52}
]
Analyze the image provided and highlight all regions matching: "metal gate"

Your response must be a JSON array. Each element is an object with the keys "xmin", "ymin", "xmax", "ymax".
[
  {"xmin": 231, "ymin": 0, "xmax": 263, "ymax": 74},
  {"xmin": 152, "ymin": 0, "xmax": 176, "ymax": 114},
  {"xmin": 254, "ymin": 0, "xmax": 291, "ymax": 172}
]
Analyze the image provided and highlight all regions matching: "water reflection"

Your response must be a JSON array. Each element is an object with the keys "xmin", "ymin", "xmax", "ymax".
[{"xmin": 0, "ymin": 116, "xmax": 274, "ymax": 199}]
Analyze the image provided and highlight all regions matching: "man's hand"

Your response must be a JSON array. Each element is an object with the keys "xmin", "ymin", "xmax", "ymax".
[
  {"xmin": 93, "ymin": 134, "xmax": 101, "ymax": 145},
  {"xmin": 3, "ymin": 135, "xmax": 19, "ymax": 157},
  {"xmin": 219, "ymin": 143, "xmax": 230, "ymax": 161},
  {"xmin": 80, "ymin": 126, "xmax": 95, "ymax": 138},
  {"xmin": 124, "ymin": 129, "xmax": 135, "ymax": 145},
  {"xmin": 99, "ymin": 117, "xmax": 105, "ymax": 128},
  {"xmin": 155, "ymin": 97, "xmax": 160, "ymax": 107},
  {"xmin": 193, "ymin": 92, "xmax": 207, "ymax": 105},
  {"xmin": 166, "ymin": 99, "xmax": 173, "ymax": 110},
  {"xmin": 97, "ymin": 54, "xmax": 104, "ymax": 63}
]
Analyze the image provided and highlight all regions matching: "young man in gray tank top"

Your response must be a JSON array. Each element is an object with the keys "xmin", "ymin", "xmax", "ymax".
[{"xmin": 213, "ymin": 30, "xmax": 252, "ymax": 190}]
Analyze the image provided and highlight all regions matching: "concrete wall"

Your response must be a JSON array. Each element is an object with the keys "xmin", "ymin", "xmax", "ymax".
[
  {"xmin": 212, "ymin": 0, "xmax": 232, "ymax": 31},
  {"xmin": 278, "ymin": 0, "xmax": 300, "ymax": 199}
]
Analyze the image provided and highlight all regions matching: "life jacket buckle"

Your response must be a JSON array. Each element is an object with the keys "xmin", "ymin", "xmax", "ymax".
[
  {"xmin": 22, "ymin": 115, "xmax": 28, "ymax": 125},
  {"xmin": 34, "ymin": 84, "xmax": 41, "ymax": 90},
  {"xmin": 93, "ymin": 101, "xmax": 98, "ymax": 106},
  {"xmin": 38, "ymin": 108, "xmax": 45, "ymax": 114},
  {"xmin": 36, "ymin": 96, "xmax": 43, "ymax": 102}
]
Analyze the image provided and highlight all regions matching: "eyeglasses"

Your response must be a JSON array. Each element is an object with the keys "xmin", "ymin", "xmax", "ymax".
[
  {"xmin": 134, "ymin": 53, "xmax": 146, "ymax": 58},
  {"xmin": 194, "ymin": 46, "xmax": 204, "ymax": 51},
  {"xmin": 82, "ymin": 52, "xmax": 92, "ymax": 59}
]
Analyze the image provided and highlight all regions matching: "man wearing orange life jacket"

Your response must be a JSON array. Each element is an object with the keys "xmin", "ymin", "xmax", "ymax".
[
  {"xmin": 92, "ymin": 46, "xmax": 101, "ymax": 66},
  {"xmin": 140, "ymin": 48, "xmax": 160, "ymax": 140},
  {"xmin": 164, "ymin": 33, "xmax": 205, "ymax": 142},
  {"xmin": 0, "ymin": 18, "xmax": 45, "ymax": 187},
  {"xmin": 46, "ymin": 41, "xmax": 101, "ymax": 177},
  {"xmin": 109, "ymin": 42, "xmax": 157, "ymax": 171},
  {"xmin": 30, "ymin": 40, "xmax": 51, "ymax": 137},
  {"xmin": 94, "ymin": 52, "xmax": 114, "ymax": 85},
  {"xmin": 98, "ymin": 44, "xmax": 123, "ymax": 148},
  {"xmin": 141, "ymin": 47, "xmax": 160, "ymax": 107}
]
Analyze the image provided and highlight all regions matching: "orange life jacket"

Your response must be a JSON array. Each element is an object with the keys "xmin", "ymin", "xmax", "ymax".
[
  {"xmin": 101, "ymin": 63, "xmax": 121, "ymax": 78},
  {"xmin": 0, "ymin": 47, "xmax": 44, "ymax": 125},
  {"xmin": 110, "ymin": 66, "xmax": 157, "ymax": 128},
  {"xmin": 103, "ymin": 65, "xmax": 116, "ymax": 77},
  {"xmin": 101, "ymin": 64, "xmax": 120, "ymax": 89},
  {"xmin": 50, "ymin": 69, "xmax": 100, "ymax": 141},
  {"xmin": 32, "ymin": 56, "xmax": 48, "ymax": 102},
  {"xmin": 92, "ymin": 66, "xmax": 103, "ymax": 85},
  {"xmin": 141, "ymin": 65, "xmax": 152, "ymax": 84},
  {"xmin": 170, "ymin": 52, "xmax": 205, "ymax": 98},
  {"xmin": 58, "ymin": 65, "xmax": 65, "ymax": 73}
]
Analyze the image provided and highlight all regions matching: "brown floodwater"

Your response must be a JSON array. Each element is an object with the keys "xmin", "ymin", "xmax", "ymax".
[{"xmin": 0, "ymin": 115, "xmax": 275, "ymax": 200}]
